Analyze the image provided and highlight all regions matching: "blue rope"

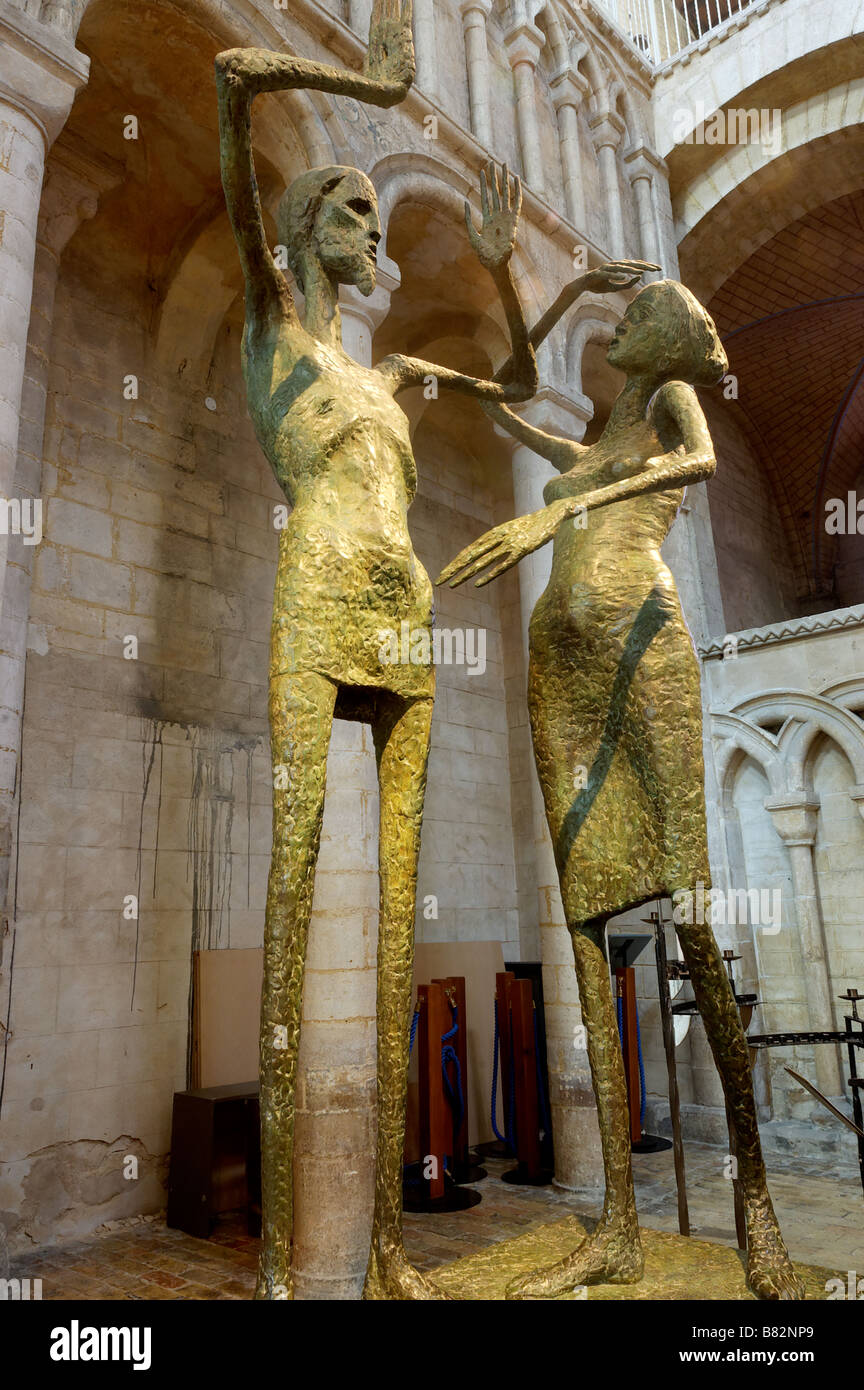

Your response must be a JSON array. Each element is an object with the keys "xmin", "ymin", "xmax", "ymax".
[
  {"xmin": 532, "ymin": 1007, "xmax": 552, "ymax": 1139},
  {"xmin": 491, "ymin": 999, "xmax": 507, "ymax": 1143},
  {"xmin": 441, "ymin": 1005, "xmax": 464, "ymax": 1134}
]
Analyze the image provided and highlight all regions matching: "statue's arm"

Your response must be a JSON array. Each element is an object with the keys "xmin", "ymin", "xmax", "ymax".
[
  {"xmin": 436, "ymin": 381, "xmax": 717, "ymax": 589},
  {"xmin": 559, "ymin": 380, "xmax": 717, "ymax": 519},
  {"xmin": 477, "ymin": 259, "xmax": 659, "ymax": 469},
  {"xmin": 378, "ymin": 259, "xmax": 537, "ymax": 403},
  {"xmin": 378, "ymin": 164, "xmax": 538, "ymax": 402},
  {"xmin": 216, "ymin": 0, "xmax": 414, "ymax": 317}
]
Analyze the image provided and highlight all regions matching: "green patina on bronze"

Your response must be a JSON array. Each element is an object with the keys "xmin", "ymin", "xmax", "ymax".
[
  {"xmin": 439, "ymin": 280, "xmax": 803, "ymax": 1300},
  {"xmin": 215, "ymin": 0, "xmax": 543, "ymax": 1301}
]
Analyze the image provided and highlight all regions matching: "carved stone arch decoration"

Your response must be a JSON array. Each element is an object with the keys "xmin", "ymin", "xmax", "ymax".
[
  {"xmin": 369, "ymin": 151, "xmax": 547, "ymax": 334},
  {"xmin": 564, "ymin": 298, "xmax": 620, "ymax": 403}
]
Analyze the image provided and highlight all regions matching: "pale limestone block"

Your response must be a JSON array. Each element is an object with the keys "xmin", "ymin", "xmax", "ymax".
[
  {"xmin": 19, "ymin": 785, "xmax": 124, "ymax": 847},
  {"xmin": 0, "ymin": 1095, "xmax": 70, "ymax": 1164},
  {"xmin": 67, "ymin": 553, "xmax": 131, "ymax": 609},
  {"xmin": 302, "ymin": 967, "xmax": 377, "ymax": 1023},
  {"xmin": 55, "ymin": 962, "xmax": 158, "ymax": 1032},
  {"xmin": 3, "ymin": 1028, "xmax": 100, "ymax": 1102},
  {"xmin": 8, "ymin": 963, "xmax": 59, "ymax": 1037}
]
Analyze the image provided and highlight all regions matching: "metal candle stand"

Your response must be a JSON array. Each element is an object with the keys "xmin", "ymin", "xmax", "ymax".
[{"xmin": 647, "ymin": 903, "xmax": 864, "ymax": 1252}]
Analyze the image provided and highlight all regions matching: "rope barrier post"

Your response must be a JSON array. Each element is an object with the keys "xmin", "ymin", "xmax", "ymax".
[
  {"xmin": 436, "ymin": 976, "xmax": 470, "ymax": 1179},
  {"xmin": 496, "ymin": 971, "xmax": 515, "ymax": 1145},
  {"xmin": 615, "ymin": 966, "xmax": 643, "ymax": 1147},
  {"xmin": 653, "ymin": 912, "xmax": 690, "ymax": 1237},
  {"xmin": 418, "ymin": 982, "xmax": 449, "ymax": 1201},
  {"xmin": 511, "ymin": 978, "xmax": 541, "ymax": 1180}
]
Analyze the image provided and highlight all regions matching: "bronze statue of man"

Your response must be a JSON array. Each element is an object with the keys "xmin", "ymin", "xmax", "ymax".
[
  {"xmin": 215, "ymin": 1, "xmax": 543, "ymax": 1299},
  {"xmin": 440, "ymin": 279, "xmax": 803, "ymax": 1301}
]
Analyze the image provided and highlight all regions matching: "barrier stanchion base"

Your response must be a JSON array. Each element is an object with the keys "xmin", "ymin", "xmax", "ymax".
[
  {"xmin": 501, "ymin": 1164, "xmax": 555, "ymax": 1187},
  {"xmin": 473, "ymin": 1140, "xmax": 513, "ymax": 1159},
  {"xmin": 451, "ymin": 1162, "xmax": 488, "ymax": 1185},
  {"xmin": 403, "ymin": 1186, "xmax": 483, "ymax": 1213},
  {"xmin": 632, "ymin": 1133, "xmax": 673, "ymax": 1153}
]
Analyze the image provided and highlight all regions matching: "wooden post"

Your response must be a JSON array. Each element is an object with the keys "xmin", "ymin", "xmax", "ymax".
[
  {"xmin": 615, "ymin": 967, "xmax": 642, "ymax": 1146},
  {"xmin": 435, "ymin": 976, "xmax": 469, "ymax": 1174},
  {"xmin": 496, "ymin": 971, "xmax": 516, "ymax": 1147},
  {"xmin": 654, "ymin": 919, "xmax": 690, "ymax": 1237},
  {"xmin": 511, "ymin": 978, "xmax": 541, "ymax": 1179},
  {"xmin": 418, "ymin": 982, "xmax": 449, "ymax": 1200}
]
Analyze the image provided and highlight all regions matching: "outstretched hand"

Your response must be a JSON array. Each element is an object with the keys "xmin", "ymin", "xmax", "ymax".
[
  {"xmin": 363, "ymin": 0, "xmax": 415, "ymax": 93},
  {"xmin": 465, "ymin": 162, "xmax": 523, "ymax": 272},
  {"xmin": 580, "ymin": 260, "xmax": 660, "ymax": 294},
  {"xmin": 436, "ymin": 501, "xmax": 570, "ymax": 589}
]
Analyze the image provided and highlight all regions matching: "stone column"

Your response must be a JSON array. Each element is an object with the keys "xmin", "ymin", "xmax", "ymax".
[
  {"xmin": 0, "ymin": 136, "xmax": 118, "ymax": 938},
  {"xmin": 412, "ymin": 0, "xmax": 437, "ymax": 97},
  {"xmin": 589, "ymin": 111, "xmax": 626, "ymax": 259},
  {"xmin": 504, "ymin": 24, "xmax": 545, "ymax": 194},
  {"xmin": 291, "ymin": 261, "xmax": 400, "ymax": 1300},
  {"xmin": 764, "ymin": 794, "xmax": 843, "ymax": 1098},
  {"xmin": 348, "ymin": 0, "xmax": 373, "ymax": 37},
  {"xmin": 624, "ymin": 146, "xmax": 665, "ymax": 272},
  {"xmin": 504, "ymin": 387, "xmax": 604, "ymax": 1193},
  {"xmin": 0, "ymin": 4, "xmax": 88, "ymax": 607},
  {"xmin": 550, "ymin": 69, "xmax": 590, "ymax": 230},
  {"xmin": 460, "ymin": 0, "xmax": 493, "ymax": 149}
]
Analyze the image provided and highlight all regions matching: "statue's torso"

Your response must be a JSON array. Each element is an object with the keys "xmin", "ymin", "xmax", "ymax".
[
  {"xmin": 537, "ymin": 416, "xmax": 684, "ymax": 639},
  {"xmin": 242, "ymin": 319, "xmax": 433, "ymax": 696}
]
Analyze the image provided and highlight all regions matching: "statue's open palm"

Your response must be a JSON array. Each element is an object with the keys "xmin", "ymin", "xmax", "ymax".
[
  {"xmin": 465, "ymin": 163, "xmax": 522, "ymax": 271},
  {"xmin": 364, "ymin": 0, "xmax": 415, "ymax": 91}
]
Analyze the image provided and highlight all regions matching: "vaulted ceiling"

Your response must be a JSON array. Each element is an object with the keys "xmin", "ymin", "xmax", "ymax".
[{"xmin": 708, "ymin": 190, "xmax": 864, "ymax": 607}]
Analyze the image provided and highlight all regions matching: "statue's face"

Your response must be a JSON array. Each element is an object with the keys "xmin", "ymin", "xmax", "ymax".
[
  {"xmin": 313, "ymin": 172, "xmax": 381, "ymax": 296},
  {"xmin": 606, "ymin": 290, "xmax": 661, "ymax": 374}
]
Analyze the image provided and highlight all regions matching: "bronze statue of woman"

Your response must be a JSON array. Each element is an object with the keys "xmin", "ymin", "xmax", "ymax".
[
  {"xmin": 214, "ymin": 1, "xmax": 550, "ymax": 1300},
  {"xmin": 439, "ymin": 279, "xmax": 803, "ymax": 1300}
]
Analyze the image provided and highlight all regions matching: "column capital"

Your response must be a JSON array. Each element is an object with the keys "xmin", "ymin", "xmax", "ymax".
[
  {"xmin": 623, "ymin": 142, "xmax": 668, "ymax": 184},
  {"xmin": 849, "ymin": 784, "xmax": 864, "ymax": 822},
  {"xmin": 764, "ymin": 794, "xmax": 821, "ymax": 847},
  {"xmin": 494, "ymin": 385, "xmax": 592, "ymax": 446},
  {"xmin": 504, "ymin": 22, "xmax": 545, "ymax": 69},
  {"xmin": 459, "ymin": 0, "xmax": 493, "ymax": 19},
  {"xmin": 0, "ymin": 2, "xmax": 89, "ymax": 148},
  {"xmin": 340, "ymin": 255, "xmax": 400, "ymax": 332},
  {"xmin": 588, "ymin": 110, "xmax": 625, "ymax": 153},
  {"xmin": 549, "ymin": 68, "xmax": 590, "ymax": 113}
]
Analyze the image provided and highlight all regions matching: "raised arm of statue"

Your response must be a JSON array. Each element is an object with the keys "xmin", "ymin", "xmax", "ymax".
[
  {"xmin": 378, "ymin": 163, "xmax": 538, "ymax": 403},
  {"xmin": 481, "ymin": 258, "xmax": 660, "ymax": 471},
  {"xmin": 216, "ymin": 0, "xmax": 415, "ymax": 321}
]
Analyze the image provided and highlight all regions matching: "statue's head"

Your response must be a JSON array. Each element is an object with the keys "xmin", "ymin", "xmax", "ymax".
[
  {"xmin": 277, "ymin": 166, "xmax": 381, "ymax": 297},
  {"xmin": 607, "ymin": 279, "xmax": 727, "ymax": 386}
]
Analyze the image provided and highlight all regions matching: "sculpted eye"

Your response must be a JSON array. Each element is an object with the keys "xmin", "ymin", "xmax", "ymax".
[{"xmin": 347, "ymin": 198, "xmax": 372, "ymax": 215}]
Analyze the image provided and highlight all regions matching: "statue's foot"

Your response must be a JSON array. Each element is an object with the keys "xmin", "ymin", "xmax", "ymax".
[
  {"xmin": 505, "ymin": 1219, "xmax": 644, "ymax": 1300},
  {"xmin": 363, "ymin": 1243, "xmax": 453, "ymax": 1300},
  {"xmin": 745, "ymin": 1193, "xmax": 804, "ymax": 1300}
]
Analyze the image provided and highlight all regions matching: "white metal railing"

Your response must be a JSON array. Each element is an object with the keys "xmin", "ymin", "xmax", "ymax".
[{"xmin": 591, "ymin": 0, "xmax": 763, "ymax": 66}]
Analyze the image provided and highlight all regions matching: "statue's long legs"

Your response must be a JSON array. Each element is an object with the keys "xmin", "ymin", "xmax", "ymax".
[
  {"xmin": 256, "ymin": 670, "xmax": 337, "ymax": 1299},
  {"xmin": 363, "ymin": 692, "xmax": 449, "ymax": 1299},
  {"xmin": 674, "ymin": 916, "xmax": 803, "ymax": 1299},
  {"xmin": 506, "ymin": 918, "xmax": 644, "ymax": 1299},
  {"xmin": 631, "ymin": 640, "xmax": 802, "ymax": 1299}
]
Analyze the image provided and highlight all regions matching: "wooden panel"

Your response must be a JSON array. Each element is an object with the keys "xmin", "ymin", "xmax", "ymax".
[{"xmin": 193, "ymin": 948, "xmax": 262, "ymax": 1089}]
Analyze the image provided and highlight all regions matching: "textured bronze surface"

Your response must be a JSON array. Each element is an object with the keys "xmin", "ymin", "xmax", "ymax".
[
  {"xmin": 432, "ymin": 1218, "xmax": 839, "ymax": 1302},
  {"xmin": 216, "ymin": 2, "xmax": 537, "ymax": 1300},
  {"xmin": 439, "ymin": 281, "xmax": 803, "ymax": 1300}
]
